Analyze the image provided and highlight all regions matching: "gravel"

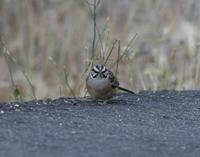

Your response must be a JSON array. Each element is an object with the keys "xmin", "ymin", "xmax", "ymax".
[{"xmin": 0, "ymin": 91, "xmax": 200, "ymax": 157}]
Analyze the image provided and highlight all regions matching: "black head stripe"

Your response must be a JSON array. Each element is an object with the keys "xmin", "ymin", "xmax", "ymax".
[
  {"xmin": 100, "ymin": 64, "xmax": 103, "ymax": 70},
  {"xmin": 93, "ymin": 65, "xmax": 100, "ymax": 73},
  {"xmin": 92, "ymin": 68, "xmax": 99, "ymax": 73},
  {"xmin": 97, "ymin": 64, "xmax": 101, "ymax": 70},
  {"xmin": 101, "ymin": 65, "xmax": 106, "ymax": 73},
  {"xmin": 92, "ymin": 64, "xmax": 106, "ymax": 72}
]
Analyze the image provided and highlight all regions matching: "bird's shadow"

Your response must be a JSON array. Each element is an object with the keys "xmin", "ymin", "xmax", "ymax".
[
  {"xmin": 84, "ymin": 95, "xmax": 134, "ymax": 106},
  {"xmin": 76, "ymin": 92, "xmax": 139, "ymax": 106}
]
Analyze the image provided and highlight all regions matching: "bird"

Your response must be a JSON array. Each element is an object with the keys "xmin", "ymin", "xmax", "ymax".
[{"xmin": 86, "ymin": 64, "xmax": 135, "ymax": 99}]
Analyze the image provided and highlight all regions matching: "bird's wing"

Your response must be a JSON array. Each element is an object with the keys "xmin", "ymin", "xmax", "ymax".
[{"xmin": 108, "ymin": 70, "xmax": 119, "ymax": 88}]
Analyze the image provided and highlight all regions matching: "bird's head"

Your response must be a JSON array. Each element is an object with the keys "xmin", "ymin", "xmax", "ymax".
[{"xmin": 90, "ymin": 64, "xmax": 109, "ymax": 79}]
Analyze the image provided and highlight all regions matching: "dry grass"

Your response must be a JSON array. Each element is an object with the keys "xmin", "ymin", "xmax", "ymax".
[{"xmin": 0, "ymin": 0, "xmax": 200, "ymax": 101}]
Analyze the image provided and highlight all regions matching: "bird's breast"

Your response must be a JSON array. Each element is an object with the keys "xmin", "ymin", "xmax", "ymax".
[{"xmin": 88, "ymin": 78, "xmax": 110, "ymax": 91}]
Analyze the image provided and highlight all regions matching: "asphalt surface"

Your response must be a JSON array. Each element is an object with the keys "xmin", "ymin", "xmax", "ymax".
[{"xmin": 0, "ymin": 91, "xmax": 200, "ymax": 157}]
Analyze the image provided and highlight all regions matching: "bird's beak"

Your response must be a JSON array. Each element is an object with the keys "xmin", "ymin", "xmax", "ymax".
[
  {"xmin": 100, "ymin": 72, "xmax": 106, "ymax": 78},
  {"xmin": 97, "ymin": 72, "xmax": 104, "ymax": 79}
]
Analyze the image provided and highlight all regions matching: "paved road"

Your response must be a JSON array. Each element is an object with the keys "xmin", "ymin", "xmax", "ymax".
[{"xmin": 0, "ymin": 91, "xmax": 200, "ymax": 157}]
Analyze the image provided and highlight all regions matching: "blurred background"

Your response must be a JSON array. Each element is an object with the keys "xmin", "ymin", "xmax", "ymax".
[{"xmin": 0, "ymin": 0, "xmax": 200, "ymax": 101}]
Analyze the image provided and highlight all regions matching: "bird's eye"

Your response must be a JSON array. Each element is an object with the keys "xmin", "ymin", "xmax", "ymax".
[
  {"xmin": 91, "ymin": 72, "xmax": 97, "ymax": 78},
  {"xmin": 102, "ymin": 73, "xmax": 107, "ymax": 78},
  {"xmin": 102, "ymin": 70, "xmax": 108, "ymax": 78}
]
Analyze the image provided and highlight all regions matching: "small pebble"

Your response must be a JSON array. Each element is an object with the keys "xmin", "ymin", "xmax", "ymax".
[
  {"xmin": 15, "ymin": 104, "xmax": 19, "ymax": 107},
  {"xmin": 71, "ymin": 130, "xmax": 77, "ymax": 134},
  {"xmin": 180, "ymin": 146, "xmax": 186, "ymax": 150},
  {"xmin": 59, "ymin": 123, "xmax": 63, "ymax": 126}
]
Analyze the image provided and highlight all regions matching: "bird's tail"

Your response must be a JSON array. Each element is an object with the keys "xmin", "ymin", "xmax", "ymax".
[{"xmin": 118, "ymin": 86, "xmax": 136, "ymax": 94}]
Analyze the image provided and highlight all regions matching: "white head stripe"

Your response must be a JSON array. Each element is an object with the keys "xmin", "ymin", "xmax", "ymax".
[
  {"xmin": 101, "ymin": 65, "xmax": 106, "ymax": 72},
  {"xmin": 90, "ymin": 72, "xmax": 97, "ymax": 78},
  {"xmin": 93, "ymin": 65, "xmax": 100, "ymax": 72}
]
